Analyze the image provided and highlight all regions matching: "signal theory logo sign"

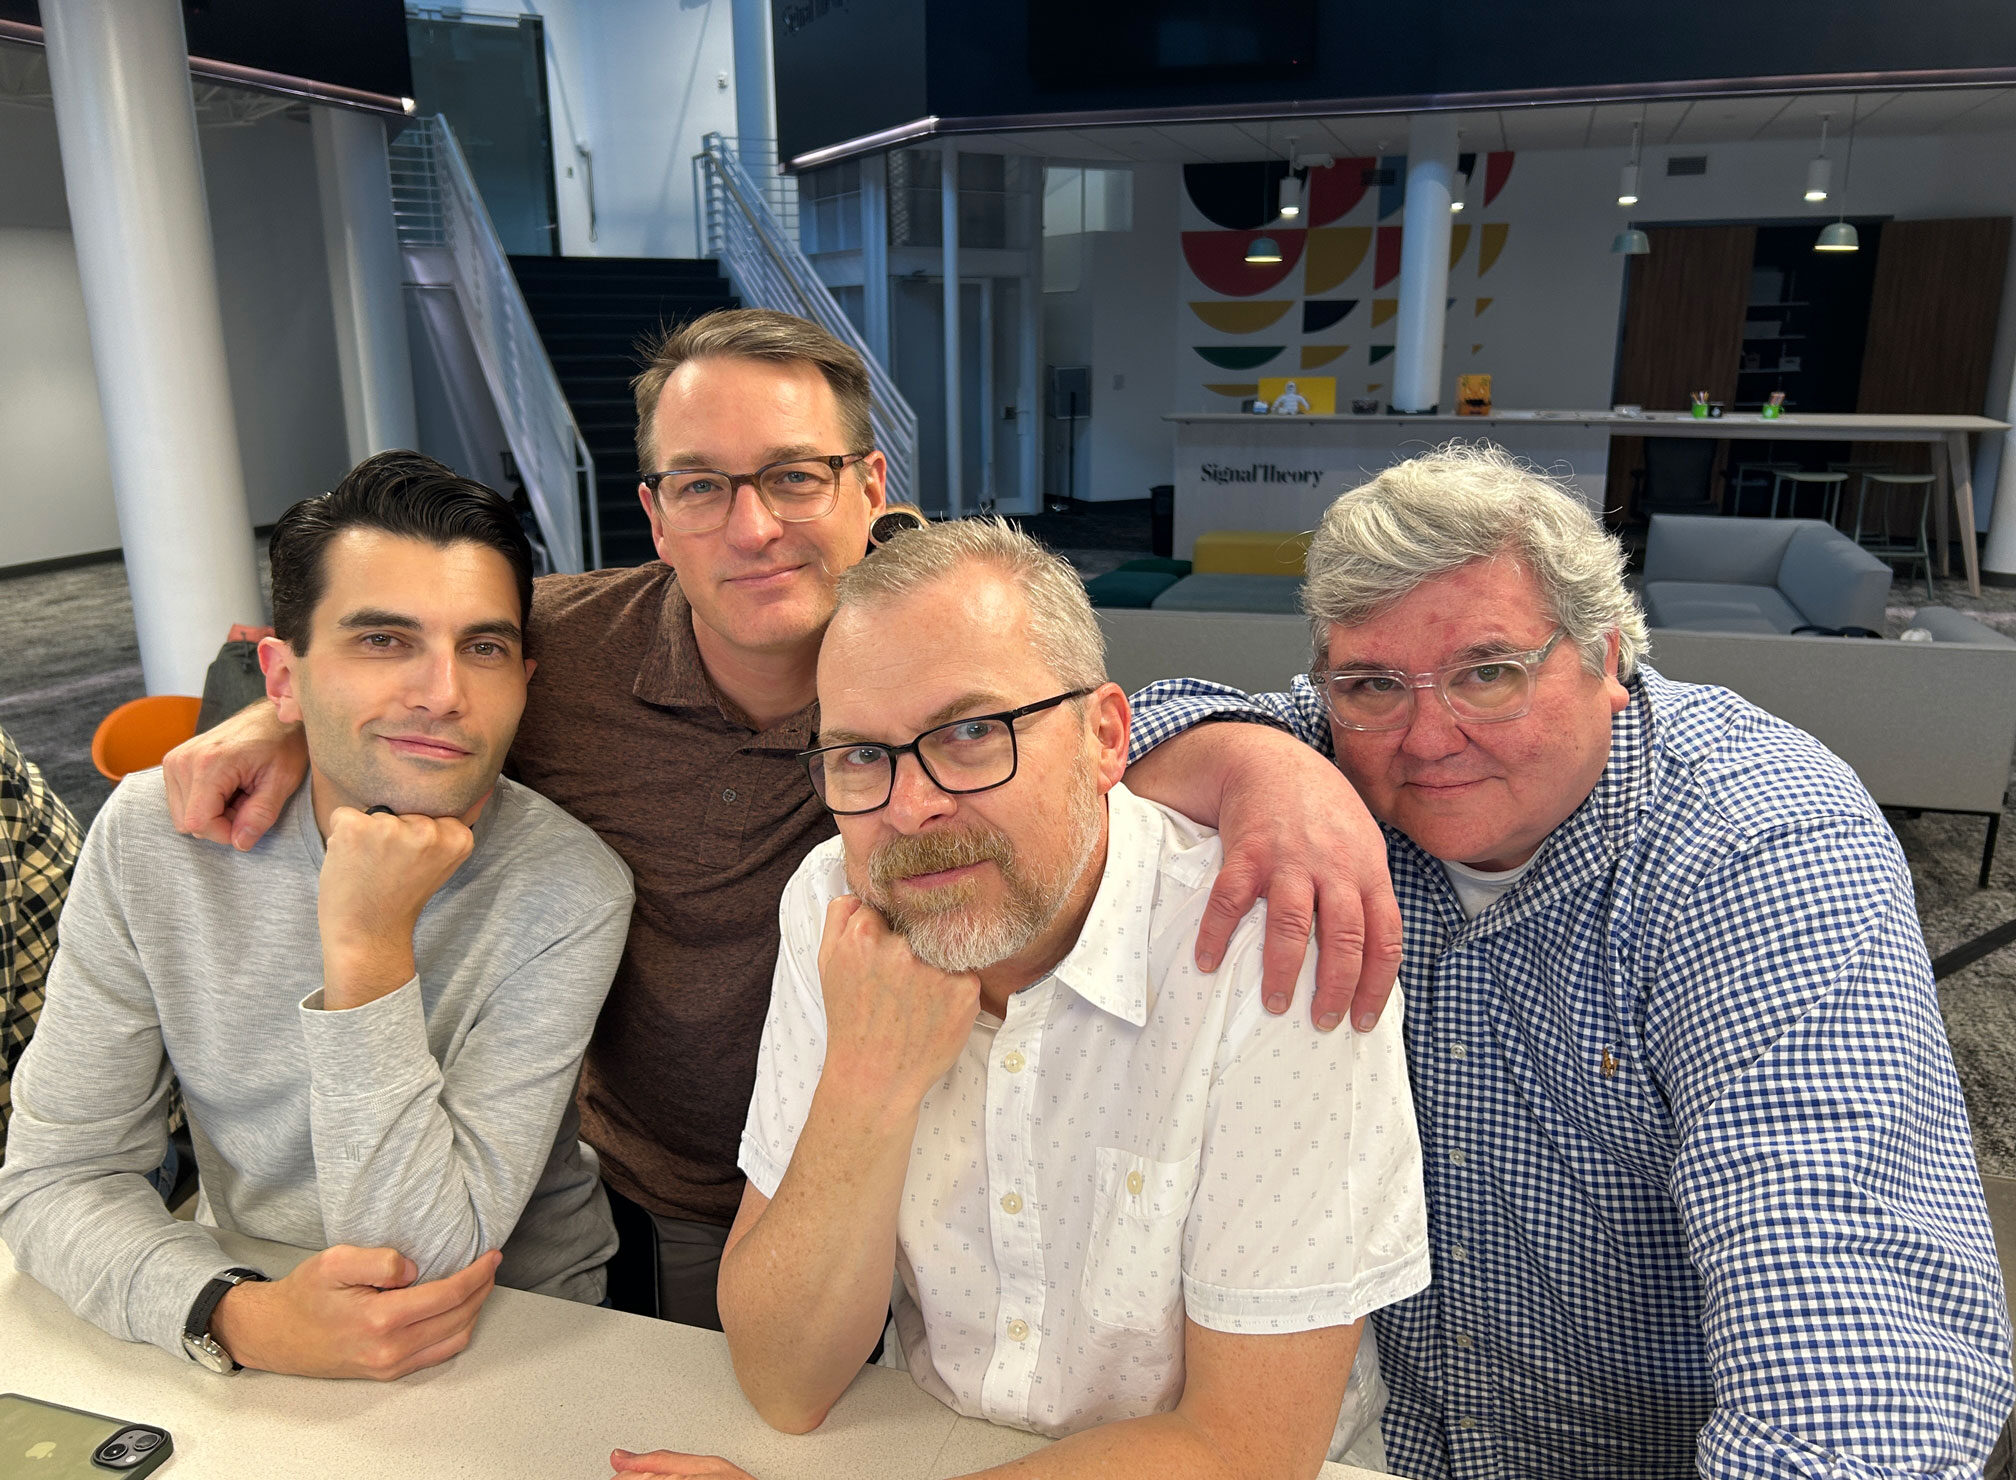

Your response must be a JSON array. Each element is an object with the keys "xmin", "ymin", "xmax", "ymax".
[
  {"xmin": 1198, "ymin": 463, "xmax": 1325, "ymax": 486},
  {"xmin": 779, "ymin": 0, "xmax": 849, "ymax": 37}
]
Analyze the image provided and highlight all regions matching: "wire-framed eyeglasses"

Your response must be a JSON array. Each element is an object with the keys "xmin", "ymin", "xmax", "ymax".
[
  {"xmin": 639, "ymin": 451, "xmax": 873, "ymax": 533},
  {"xmin": 1314, "ymin": 629, "xmax": 1567, "ymax": 732},
  {"xmin": 798, "ymin": 689, "xmax": 1093, "ymax": 816}
]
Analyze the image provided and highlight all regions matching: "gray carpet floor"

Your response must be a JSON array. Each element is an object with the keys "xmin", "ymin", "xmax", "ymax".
[{"xmin": 3, "ymin": 552, "xmax": 2014, "ymax": 1178}]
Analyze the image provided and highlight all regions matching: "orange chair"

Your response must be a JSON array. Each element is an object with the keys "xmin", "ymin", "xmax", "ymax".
[{"xmin": 92, "ymin": 695, "xmax": 203, "ymax": 783}]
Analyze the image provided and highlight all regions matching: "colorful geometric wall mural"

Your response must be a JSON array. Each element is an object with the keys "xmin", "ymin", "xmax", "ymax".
[{"xmin": 1179, "ymin": 151, "xmax": 1517, "ymax": 410}]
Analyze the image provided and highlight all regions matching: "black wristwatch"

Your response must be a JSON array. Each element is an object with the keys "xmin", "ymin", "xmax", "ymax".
[{"xmin": 181, "ymin": 1267, "xmax": 267, "ymax": 1373}]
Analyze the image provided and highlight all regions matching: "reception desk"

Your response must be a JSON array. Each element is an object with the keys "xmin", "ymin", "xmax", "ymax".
[
  {"xmin": 0, "ymin": 1233, "xmax": 1382, "ymax": 1479},
  {"xmin": 1165, "ymin": 411, "xmax": 2009, "ymax": 595}
]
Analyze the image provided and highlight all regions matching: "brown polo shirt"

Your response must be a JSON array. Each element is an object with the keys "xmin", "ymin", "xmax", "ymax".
[{"xmin": 511, "ymin": 562, "xmax": 834, "ymax": 1227}]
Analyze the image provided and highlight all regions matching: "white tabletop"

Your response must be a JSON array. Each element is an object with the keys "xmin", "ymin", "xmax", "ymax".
[{"xmin": 0, "ymin": 1233, "xmax": 1380, "ymax": 1479}]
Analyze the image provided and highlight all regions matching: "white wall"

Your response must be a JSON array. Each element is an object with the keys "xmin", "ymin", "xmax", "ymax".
[
  {"xmin": 520, "ymin": 0, "xmax": 742, "ymax": 259},
  {"xmin": 0, "ymin": 102, "xmax": 349, "ymax": 568},
  {"xmin": 1043, "ymin": 163, "xmax": 1182, "ymax": 501}
]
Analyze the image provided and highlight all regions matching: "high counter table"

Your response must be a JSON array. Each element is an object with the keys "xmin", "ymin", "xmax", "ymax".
[
  {"xmin": 1165, "ymin": 411, "xmax": 2009, "ymax": 596},
  {"xmin": 1, "ymin": 1233, "xmax": 1382, "ymax": 1479}
]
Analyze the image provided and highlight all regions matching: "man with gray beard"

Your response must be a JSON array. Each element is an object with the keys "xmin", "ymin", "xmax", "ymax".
[{"xmin": 605, "ymin": 519, "xmax": 1430, "ymax": 1480}]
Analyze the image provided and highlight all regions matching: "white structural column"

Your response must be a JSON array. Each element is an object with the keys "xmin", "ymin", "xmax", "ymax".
[
  {"xmin": 311, "ymin": 106, "xmax": 418, "ymax": 465},
  {"xmin": 941, "ymin": 140, "xmax": 964, "ymax": 517},
  {"xmin": 1391, "ymin": 114, "xmax": 1461, "ymax": 413},
  {"xmin": 860, "ymin": 152, "xmax": 891, "ymax": 370},
  {"xmin": 1984, "ymin": 373, "xmax": 2016, "ymax": 585},
  {"xmin": 1017, "ymin": 160, "xmax": 1041, "ymax": 513},
  {"xmin": 41, "ymin": 0, "xmax": 263, "ymax": 695},
  {"xmin": 731, "ymin": 0, "xmax": 776, "ymax": 188}
]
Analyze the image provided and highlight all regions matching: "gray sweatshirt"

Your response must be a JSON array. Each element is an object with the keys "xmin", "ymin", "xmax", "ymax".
[{"xmin": 0, "ymin": 769, "xmax": 633, "ymax": 1358}]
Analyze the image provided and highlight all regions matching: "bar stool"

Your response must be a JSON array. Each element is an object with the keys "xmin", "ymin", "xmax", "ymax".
[
  {"xmin": 1725, "ymin": 460, "xmax": 1800, "ymax": 517},
  {"xmin": 1851, "ymin": 471, "xmax": 1937, "ymax": 600},
  {"xmin": 1769, "ymin": 469, "xmax": 1849, "ymax": 524}
]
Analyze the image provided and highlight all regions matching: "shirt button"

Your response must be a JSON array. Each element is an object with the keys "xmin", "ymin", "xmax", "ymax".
[
  {"xmin": 1000, "ymin": 1192, "xmax": 1023, "ymax": 1215},
  {"xmin": 1450, "ymin": 1244, "xmax": 1469, "ymax": 1263},
  {"xmin": 1450, "ymin": 1042, "xmax": 1467, "ymax": 1059},
  {"xmin": 1449, "ymin": 1149, "xmax": 1468, "ymax": 1167},
  {"xmin": 1455, "ymin": 1332, "xmax": 1474, "ymax": 1350},
  {"xmin": 1005, "ymin": 1318, "xmax": 1030, "ymax": 1342},
  {"xmin": 1002, "ymin": 1051, "xmax": 1026, "ymax": 1073},
  {"xmin": 1459, "ymin": 1416, "xmax": 1479, "ymax": 1431},
  {"xmin": 1125, "ymin": 1170, "xmax": 1144, "ymax": 1196},
  {"xmin": 721, "ymin": 788, "xmax": 737, "ymax": 802}
]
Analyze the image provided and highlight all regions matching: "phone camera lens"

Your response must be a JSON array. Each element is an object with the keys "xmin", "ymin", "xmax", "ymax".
[
  {"xmin": 100, "ymin": 1442, "xmax": 129, "ymax": 1460},
  {"xmin": 131, "ymin": 1433, "xmax": 161, "ymax": 1452}
]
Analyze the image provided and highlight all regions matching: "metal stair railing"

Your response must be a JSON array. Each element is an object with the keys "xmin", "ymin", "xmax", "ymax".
[
  {"xmin": 694, "ymin": 132, "xmax": 920, "ymax": 509},
  {"xmin": 388, "ymin": 114, "xmax": 600, "ymax": 571}
]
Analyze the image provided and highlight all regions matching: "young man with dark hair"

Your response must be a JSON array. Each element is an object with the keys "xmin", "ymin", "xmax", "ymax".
[{"xmin": 0, "ymin": 452, "xmax": 634, "ymax": 1381}]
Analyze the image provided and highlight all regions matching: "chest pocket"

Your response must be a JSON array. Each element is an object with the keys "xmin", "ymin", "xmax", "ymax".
[{"xmin": 1082, "ymin": 1147, "xmax": 1199, "ymax": 1334}]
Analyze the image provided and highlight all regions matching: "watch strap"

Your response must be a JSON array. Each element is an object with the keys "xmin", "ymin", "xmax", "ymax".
[{"xmin": 183, "ymin": 1267, "xmax": 267, "ymax": 1364}]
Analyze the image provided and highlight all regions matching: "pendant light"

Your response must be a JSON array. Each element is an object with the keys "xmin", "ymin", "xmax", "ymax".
[
  {"xmin": 1247, "ymin": 126, "xmax": 1285, "ymax": 261},
  {"xmin": 1611, "ymin": 110, "xmax": 1649, "ymax": 254},
  {"xmin": 1277, "ymin": 134, "xmax": 1301, "ymax": 218},
  {"xmin": 1815, "ymin": 97, "xmax": 1859, "ymax": 252},
  {"xmin": 1804, "ymin": 114, "xmax": 1832, "ymax": 203}
]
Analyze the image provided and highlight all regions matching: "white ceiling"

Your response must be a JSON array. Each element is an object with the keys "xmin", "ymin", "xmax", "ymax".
[{"xmin": 947, "ymin": 87, "xmax": 2016, "ymax": 164}]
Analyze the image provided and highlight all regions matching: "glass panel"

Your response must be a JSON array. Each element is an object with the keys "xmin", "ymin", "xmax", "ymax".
[{"xmin": 405, "ymin": 15, "xmax": 558, "ymax": 256}]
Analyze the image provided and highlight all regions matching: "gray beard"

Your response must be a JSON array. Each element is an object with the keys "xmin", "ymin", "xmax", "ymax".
[{"xmin": 854, "ymin": 766, "xmax": 1101, "ymax": 973}]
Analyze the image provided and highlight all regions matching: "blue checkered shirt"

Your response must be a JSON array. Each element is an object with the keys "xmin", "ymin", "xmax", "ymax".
[{"xmin": 1129, "ymin": 666, "xmax": 2012, "ymax": 1478}]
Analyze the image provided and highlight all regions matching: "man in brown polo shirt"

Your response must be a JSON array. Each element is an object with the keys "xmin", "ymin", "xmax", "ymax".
[{"xmin": 164, "ymin": 310, "xmax": 1402, "ymax": 1331}]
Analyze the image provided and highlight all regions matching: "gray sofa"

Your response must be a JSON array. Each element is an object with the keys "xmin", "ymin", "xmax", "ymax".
[
  {"xmin": 1641, "ymin": 515, "xmax": 1892, "ymax": 634},
  {"xmin": 1097, "ymin": 604, "xmax": 2016, "ymax": 887}
]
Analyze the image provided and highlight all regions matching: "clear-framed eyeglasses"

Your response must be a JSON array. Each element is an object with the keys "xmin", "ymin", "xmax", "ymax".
[
  {"xmin": 1314, "ymin": 629, "xmax": 1567, "ymax": 732},
  {"xmin": 798, "ymin": 689, "xmax": 1093, "ymax": 816},
  {"xmin": 639, "ymin": 451, "xmax": 874, "ymax": 534}
]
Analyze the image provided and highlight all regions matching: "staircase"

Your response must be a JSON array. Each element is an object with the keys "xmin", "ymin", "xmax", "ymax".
[{"xmin": 509, "ymin": 256, "xmax": 738, "ymax": 567}]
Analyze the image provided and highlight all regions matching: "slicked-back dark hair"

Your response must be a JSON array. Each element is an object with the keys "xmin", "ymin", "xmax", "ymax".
[{"xmin": 269, "ymin": 451, "xmax": 535, "ymax": 655}]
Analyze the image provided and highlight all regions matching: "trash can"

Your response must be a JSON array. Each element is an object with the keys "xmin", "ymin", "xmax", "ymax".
[{"xmin": 1149, "ymin": 484, "xmax": 1174, "ymax": 558}]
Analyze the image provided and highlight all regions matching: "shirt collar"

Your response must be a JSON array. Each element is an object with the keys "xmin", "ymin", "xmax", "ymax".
[
  {"xmin": 1048, "ymin": 781, "xmax": 1157, "ymax": 1028},
  {"xmin": 630, "ymin": 570, "xmax": 819, "ymax": 747},
  {"xmin": 632, "ymin": 572, "xmax": 717, "ymax": 712}
]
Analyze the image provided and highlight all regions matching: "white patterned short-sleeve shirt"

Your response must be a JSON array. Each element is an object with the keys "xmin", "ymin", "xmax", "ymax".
[{"xmin": 740, "ymin": 783, "xmax": 1431, "ymax": 1463}]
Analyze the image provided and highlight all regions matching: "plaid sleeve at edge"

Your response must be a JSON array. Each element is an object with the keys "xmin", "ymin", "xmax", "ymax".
[{"xmin": 1, "ymin": 726, "xmax": 85, "ymax": 1149}]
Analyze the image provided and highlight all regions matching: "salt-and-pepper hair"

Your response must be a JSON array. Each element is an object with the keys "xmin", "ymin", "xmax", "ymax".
[
  {"xmin": 831, "ymin": 517, "xmax": 1108, "ymax": 690},
  {"xmin": 1302, "ymin": 442, "xmax": 1649, "ymax": 679}
]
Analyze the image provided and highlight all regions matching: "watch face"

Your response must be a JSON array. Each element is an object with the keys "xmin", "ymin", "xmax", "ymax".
[{"xmin": 182, "ymin": 1332, "xmax": 234, "ymax": 1375}]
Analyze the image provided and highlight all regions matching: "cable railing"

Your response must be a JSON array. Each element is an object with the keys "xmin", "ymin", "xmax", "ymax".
[
  {"xmin": 694, "ymin": 132, "xmax": 920, "ymax": 509},
  {"xmin": 388, "ymin": 114, "xmax": 599, "ymax": 571}
]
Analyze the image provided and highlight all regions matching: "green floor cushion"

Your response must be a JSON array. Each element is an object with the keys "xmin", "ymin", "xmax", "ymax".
[
  {"xmin": 1112, "ymin": 557, "xmax": 1194, "ymax": 576},
  {"xmin": 1084, "ymin": 569, "xmax": 1183, "ymax": 608}
]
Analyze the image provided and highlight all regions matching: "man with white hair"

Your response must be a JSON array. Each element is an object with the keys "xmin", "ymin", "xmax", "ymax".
[
  {"xmin": 605, "ymin": 518, "xmax": 1430, "ymax": 1480},
  {"xmin": 1125, "ymin": 443, "xmax": 2013, "ymax": 1478}
]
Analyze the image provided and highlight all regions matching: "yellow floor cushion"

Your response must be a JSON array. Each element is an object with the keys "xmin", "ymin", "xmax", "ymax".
[{"xmin": 1192, "ymin": 529, "xmax": 1313, "ymax": 577}]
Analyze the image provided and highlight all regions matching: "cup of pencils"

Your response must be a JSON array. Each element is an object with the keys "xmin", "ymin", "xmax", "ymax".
[
  {"xmin": 1761, "ymin": 391, "xmax": 1785, "ymax": 420},
  {"xmin": 1690, "ymin": 391, "xmax": 1710, "ymax": 419}
]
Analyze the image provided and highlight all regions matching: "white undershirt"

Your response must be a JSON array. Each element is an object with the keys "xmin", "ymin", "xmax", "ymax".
[{"xmin": 1440, "ymin": 854, "xmax": 1539, "ymax": 920}]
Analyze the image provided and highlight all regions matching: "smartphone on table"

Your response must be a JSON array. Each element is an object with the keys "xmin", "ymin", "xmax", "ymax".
[{"xmin": 0, "ymin": 1394, "xmax": 172, "ymax": 1477}]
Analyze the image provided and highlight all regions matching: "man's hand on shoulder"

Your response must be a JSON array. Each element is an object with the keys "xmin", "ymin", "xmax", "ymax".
[
  {"xmin": 208, "ymin": 1245, "xmax": 500, "ymax": 1381},
  {"xmin": 162, "ymin": 699, "xmax": 309, "ymax": 852},
  {"xmin": 1179, "ymin": 726, "xmax": 1402, "ymax": 1034},
  {"xmin": 816, "ymin": 896, "xmax": 979, "ymax": 1117},
  {"xmin": 610, "ymin": 1452, "xmax": 758, "ymax": 1478},
  {"xmin": 316, "ymin": 806, "xmax": 479, "ymax": 1011}
]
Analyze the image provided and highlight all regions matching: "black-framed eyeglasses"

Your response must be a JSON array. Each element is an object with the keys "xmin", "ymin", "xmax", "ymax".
[
  {"xmin": 639, "ymin": 451, "xmax": 874, "ymax": 533},
  {"xmin": 798, "ymin": 689, "xmax": 1094, "ymax": 816},
  {"xmin": 1313, "ymin": 629, "xmax": 1566, "ymax": 733}
]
